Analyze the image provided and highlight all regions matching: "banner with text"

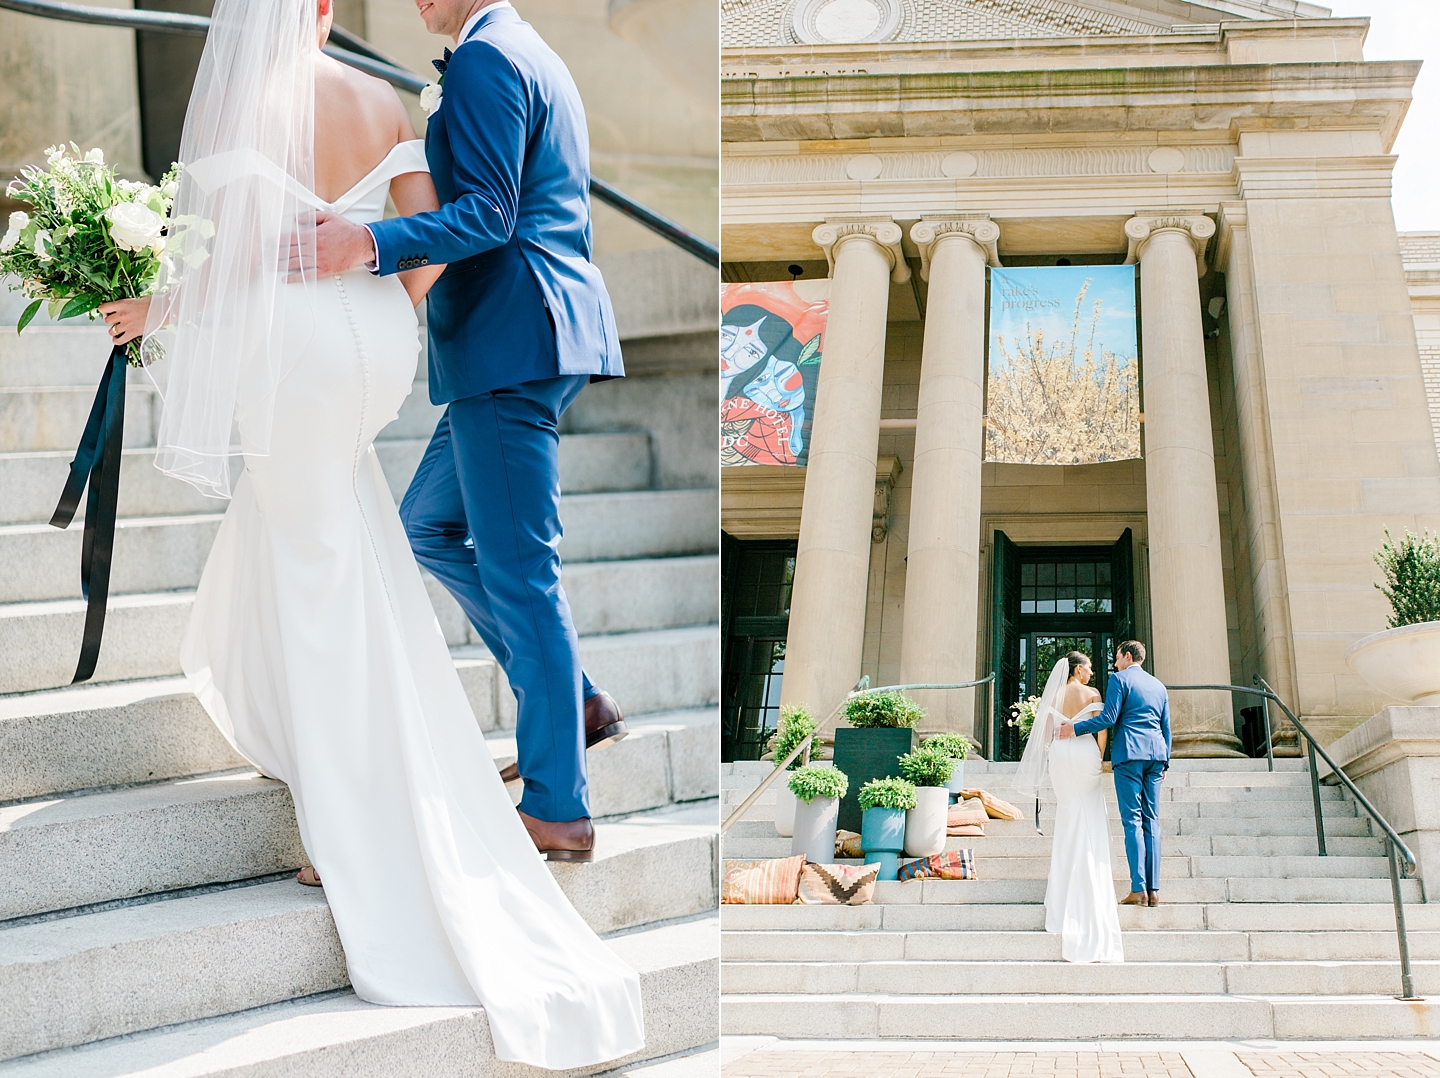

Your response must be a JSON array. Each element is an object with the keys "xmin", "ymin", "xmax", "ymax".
[
  {"xmin": 986, "ymin": 265, "xmax": 1141, "ymax": 466},
  {"xmin": 720, "ymin": 280, "xmax": 830, "ymax": 467}
]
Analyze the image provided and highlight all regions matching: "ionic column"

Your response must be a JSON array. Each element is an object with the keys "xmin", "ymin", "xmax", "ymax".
[
  {"xmin": 780, "ymin": 219, "xmax": 907, "ymax": 719},
  {"xmin": 1125, "ymin": 212, "xmax": 1243, "ymax": 756},
  {"xmin": 899, "ymin": 217, "xmax": 1000, "ymax": 741}
]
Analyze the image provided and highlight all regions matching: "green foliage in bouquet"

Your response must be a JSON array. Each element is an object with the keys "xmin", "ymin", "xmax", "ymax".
[
  {"xmin": 1, "ymin": 145, "xmax": 179, "ymax": 365},
  {"xmin": 844, "ymin": 690, "xmax": 923, "ymax": 729},
  {"xmin": 1008, "ymin": 695, "xmax": 1041, "ymax": 741},
  {"xmin": 788, "ymin": 764, "xmax": 848, "ymax": 803},
  {"xmin": 922, "ymin": 732, "xmax": 970, "ymax": 762},
  {"xmin": 857, "ymin": 776, "xmax": 917, "ymax": 812},
  {"xmin": 769, "ymin": 704, "xmax": 817, "ymax": 771},
  {"xmin": 1374, "ymin": 528, "xmax": 1440, "ymax": 628},
  {"xmin": 898, "ymin": 745, "xmax": 953, "ymax": 788}
]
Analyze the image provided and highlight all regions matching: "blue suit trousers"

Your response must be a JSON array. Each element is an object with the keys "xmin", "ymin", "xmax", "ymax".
[
  {"xmin": 400, "ymin": 375, "xmax": 593, "ymax": 822},
  {"xmin": 1113, "ymin": 760, "xmax": 1165, "ymax": 894}
]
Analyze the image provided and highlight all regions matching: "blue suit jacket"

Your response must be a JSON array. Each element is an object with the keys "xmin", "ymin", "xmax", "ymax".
[
  {"xmin": 368, "ymin": 5, "xmax": 623, "ymax": 404},
  {"xmin": 1073, "ymin": 664, "xmax": 1171, "ymax": 765}
]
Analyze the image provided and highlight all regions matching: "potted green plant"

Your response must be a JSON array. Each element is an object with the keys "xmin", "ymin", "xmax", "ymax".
[
  {"xmin": 898, "ymin": 745, "xmax": 953, "ymax": 857},
  {"xmin": 767, "ymin": 704, "xmax": 817, "ymax": 838},
  {"xmin": 1346, "ymin": 529, "xmax": 1440, "ymax": 706},
  {"xmin": 789, "ymin": 764, "xmax": 849, "ymax": 865},
  {"xmin": 922, "ymin": 732, "xmax": 971, "ymax": 801},
  {"xmin": 833, "ymin": 690, "xmax": 923, "ymax": 833},
  {"xmin": 858, "ymin": 776, "xmax": 916, "ymax": 881}
]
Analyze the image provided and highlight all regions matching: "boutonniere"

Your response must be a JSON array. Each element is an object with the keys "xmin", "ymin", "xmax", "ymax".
[{"xmin": 421, "ymin": 48, "xmax": 451, "ymax": 116}]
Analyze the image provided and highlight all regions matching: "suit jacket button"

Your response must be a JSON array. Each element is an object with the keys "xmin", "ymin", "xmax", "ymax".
[{"xmin": 421, "ymin": 257, "xmax": 428, "ymax": 265}]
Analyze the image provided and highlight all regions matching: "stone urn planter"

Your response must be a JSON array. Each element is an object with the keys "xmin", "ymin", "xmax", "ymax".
[
  {"xmin": 1344, "ymin": 621, "xmax": 1440, "ymax": 706},
  {"xmin": 791, "ymin": 795, "xmax": 839, "ymax": 864},
  {"xmin": 773, "ymin": 782, "xmax": 796, "ymax": 838},
  {"xmin": 904, "ymin": 786, "xmax": 949, "ymax": 857},
  {"xmin": 860, "ymin": 806, "xmax": 906, "ymax": 881}
]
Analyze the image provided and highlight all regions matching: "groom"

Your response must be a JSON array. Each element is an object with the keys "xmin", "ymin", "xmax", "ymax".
[
  {"xmin": 1059, "ymin": 640, "xmax": 1171, "ymax": 907},
  {"xmin": 310, "ymin": 0, "xmax": 626, "ymax": 861}
]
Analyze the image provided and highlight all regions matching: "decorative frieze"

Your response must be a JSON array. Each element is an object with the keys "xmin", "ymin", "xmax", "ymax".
[
  {"xmin": 813, "ymin": 218, "xmax": 910, "ymax": 283},
  {"xmin": 720, "ymin": 145, "xmax": 1235, "ymax": 185},
  {"xmin": 910, "ymin": 216, "xmax": 1000, "ymax": 279}
]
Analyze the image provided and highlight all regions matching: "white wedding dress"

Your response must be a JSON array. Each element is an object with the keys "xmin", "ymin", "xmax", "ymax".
[
  {"xmin": 180, "ymin": 141, "xmax": 645, "ymax": 1069},
  {"xmin": 1045, "ymin": 702, "xmax": 1125, "ymax": 964}
]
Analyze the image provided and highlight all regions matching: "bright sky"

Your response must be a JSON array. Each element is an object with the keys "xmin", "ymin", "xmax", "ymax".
[{"xmin": 1321, "ymin": 0, "xmax": 1438, "ymax": 232}]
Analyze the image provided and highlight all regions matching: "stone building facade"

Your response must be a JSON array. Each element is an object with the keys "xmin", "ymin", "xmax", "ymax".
[{"xmin": 719, "ymin": 0, "xmax": 1440, "ymax": 763}]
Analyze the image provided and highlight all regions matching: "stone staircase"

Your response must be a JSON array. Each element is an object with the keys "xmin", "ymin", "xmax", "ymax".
[
  {"xmin": 0, "ymin": 316, "xmax": 720, "ymax": 1076},
  {"xmin": 721, "ymin": 757, "xmax": 1440, "ymax": 1041}
]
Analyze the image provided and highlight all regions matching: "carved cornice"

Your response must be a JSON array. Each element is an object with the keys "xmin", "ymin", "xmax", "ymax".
[
  {"xmin": 1123, "ymin": 212, "xmax": 1216, "ymax": 277},
  {"xmin": 812, "ymin": 218, "xmax": 910, "ymax": 283},
  {"xmin": 1213, "ymin": 202, "xmax": 1248, "ymax": 270},
  {"xmin": 910, "ymin": 216, "xmax": 1000, "ymax": 279}
]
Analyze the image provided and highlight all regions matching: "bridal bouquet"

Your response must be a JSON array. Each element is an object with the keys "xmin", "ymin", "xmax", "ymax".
[
  {"xmin": 2, "ymin": 144, "xmax": 179, "ymax": 366},
  {"xmin": 1008, "ymin": 695, "xmax": 1041, "ymax": 741}
]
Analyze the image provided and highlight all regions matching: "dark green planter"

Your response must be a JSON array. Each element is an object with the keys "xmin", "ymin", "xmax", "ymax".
[{"xmin": 833, "ymin": 726, "xmax": 918, "ymax": 834}]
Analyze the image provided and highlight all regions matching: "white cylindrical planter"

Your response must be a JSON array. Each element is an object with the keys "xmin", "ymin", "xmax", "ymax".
[
  {"xmin": 773, "ymin": 782, "xmax": 797, "ymax": 838},
  {"xmin": 791, "ymin": 795, "xmax": 839, "ymax": 864},
  {"xmin": 944, "ymin": 759, "xmax": 966, "ymax": 800},
  {"xmin": 1345, "ymin": 622, "xmax": 1440, "ymax": 706},
  {"xmin": 904, "ymin": 786, "xmax": 949, "ymax": 857}
]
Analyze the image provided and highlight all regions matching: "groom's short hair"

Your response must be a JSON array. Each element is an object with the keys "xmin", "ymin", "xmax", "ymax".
[{"xmin": 1117, "ymin": 640, "xmax": 1146, "ymax": 664}]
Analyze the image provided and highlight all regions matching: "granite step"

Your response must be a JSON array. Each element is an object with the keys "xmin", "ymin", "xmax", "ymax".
[
  {"xmin": 0, "ymin": 773, "xmax": 717, "ymax": 921},
  {"xmin": 0, "ymin": 431, "xmax": 655, "ymax": 525},
  {"xmin": 719, "ymin": 994, "xmax": 1440, "ymax": 1040},
  {"xmin": 0, "ymin": 892, "xmax": 717, "ymax": 1068}
]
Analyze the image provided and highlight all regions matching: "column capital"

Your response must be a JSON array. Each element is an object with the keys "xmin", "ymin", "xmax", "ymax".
[
  {"xmin": 1123, "ymin": 212, "xmax": 1216, "ymax": 277},
  {"xmin": 813, "ymin": 218, "xmax": 911, "ymax": 284},
  {"xmin": 909, "ymin": 216, "xmax": 1001, "ymax": 279}
]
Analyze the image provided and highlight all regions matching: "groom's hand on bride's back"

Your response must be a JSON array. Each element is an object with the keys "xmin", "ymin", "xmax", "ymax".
[{"xmin": 287, "ymin": 211, "xmax": 377, "ymax": 280}]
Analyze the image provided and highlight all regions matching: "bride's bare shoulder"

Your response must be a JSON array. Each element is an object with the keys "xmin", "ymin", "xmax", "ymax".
[{"xmin": 316, "ymin": 53, "xmax": 415, "ymax": 143}]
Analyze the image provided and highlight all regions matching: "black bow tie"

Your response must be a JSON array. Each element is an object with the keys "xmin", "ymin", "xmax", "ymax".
[{"xmin": 432, "ymin": 47, "xmax": 452, "ymax": 77}]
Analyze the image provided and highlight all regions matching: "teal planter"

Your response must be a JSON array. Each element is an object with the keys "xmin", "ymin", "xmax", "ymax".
[
  {"xmin": 833, "ymin": 726, "xmax": 918, "ymax": 834},
  {"xmin": 860, "ymin": 806, "xmax": 906, "ymax": 881}
]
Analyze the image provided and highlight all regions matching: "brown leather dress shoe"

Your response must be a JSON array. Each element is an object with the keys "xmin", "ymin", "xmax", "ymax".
[
  {"xmin": 499, "ymin": 690, "xmax": 629, "ymax": 785},
  {"xmin": 1148, "ymin": 890, "xmax": 1160, "ymax": 907},
  {"xmin": 1119, "ymin": 891, "xmax": 1147, "ymax": 905},
  {"xmin": 517, "ymin": 810, "xmax": 595, "ymax": 862}
]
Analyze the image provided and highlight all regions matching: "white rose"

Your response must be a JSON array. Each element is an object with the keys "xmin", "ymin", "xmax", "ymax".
[
  {"xmin": 45, "ymin": 145, "xmax": 65, "ymax": 165},
  {"xmin": 105, "ymin": 202, "xmax": 165, "ymax": 253},
  {"xmin": 34, "ymin": 230, "xmax": 52, "ymax": 262},
  {"xmin": 8, "ymin": 211, "xmax": 29, "ymax": 232},
  {"xmin": 84, "ymin": 148, "xmax": 104, "ymax": 164},
  {"xmin": 161, "ymin": 180, "xmax": 178, "ymax": 198},
  {"xmin": 149, "ymin": 236, "xmax": 166, "ymax": 256},
  {"xmin": 420, "ymin": 83, "xmax": 443, "ymax": 116},
  {"xmin": 0, "ymin": 230, "xmax": 17, "ymax": 253}
]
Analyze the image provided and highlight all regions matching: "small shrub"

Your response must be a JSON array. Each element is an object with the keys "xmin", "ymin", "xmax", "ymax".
[
  {"xmin": 1374, "ymin": 528, "xmax": 1440, "ymax": 628},
  {"xmin": 858, "ymin": 776, "xmax": 918, "ymax": 812},
  {"xmin": 845, "ymin": 690, "xmax": 924, "ymax": 729},
  {"xmin": 769, "ymin": 704, "xmax": 817, "ymax": 771},
  {"xmin": 922, "ymin": 732, "xmax": 970, "ymax": 762},
  {"xmin": 1008, "ymin": 696, "xmax": 1041, "ymax": 741},
  {"xmin": 788, "ymin": 764, "xmax": 848, "ymax": 803},
  {"xmin": 898, "ymin": 745, "xmax": 954, "ymax": 788}
]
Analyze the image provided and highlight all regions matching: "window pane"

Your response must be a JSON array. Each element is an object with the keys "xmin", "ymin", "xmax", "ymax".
[
  {"xmin": 1021, "ymin": 563, "xmax": 1036, "ymax": 585},
  {"xmin": 1077, "ymin": 563, "xmax": 1095, "ymax": 587},
  {"xmin": 1037, "ymin": 563, "xmax": 1055, "ymax": 585},
  {"xmin": 1021, "ymin": 600, "xmax": 1035, "ymax": 613},
  {"xmin": 1057, "ymin": 598, "xmax": 1075, "ymax": 613},
  {"xmin": 1098, "ymin": 562, "xmax": 1111, "ymax": 587},
  {"xmin": 1038, "ymin": 598, "xmax": 1055, "ymax": 613},
  {"xmin": 1058, "ymin": 563, "xmax": 1075, "ymax": 585}
]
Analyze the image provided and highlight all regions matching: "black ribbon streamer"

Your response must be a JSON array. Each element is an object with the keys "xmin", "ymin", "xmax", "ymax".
[{"xmin": 49, "ymin": 344, "xmax": 127, "ymax": 684}]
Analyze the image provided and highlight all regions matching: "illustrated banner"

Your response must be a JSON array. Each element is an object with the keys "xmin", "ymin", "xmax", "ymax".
[
  {"xmin": 720, "ymin": 280, "xmax": 830, "ymax": 467},
  {"xmin": 985, "ymin": 265, "xmax": 1141, "ymax": 466}
]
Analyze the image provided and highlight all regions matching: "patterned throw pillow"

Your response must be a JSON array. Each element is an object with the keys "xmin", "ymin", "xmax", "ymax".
[
  {"xmin": 722, "ymin": 855, "xmax": 806, "ymax": 904},
  {"xmin": 958, "ymin": 788, "xmax": 1022, "ymax": 821},
  {"xmin": 835, "ymin": 830, "xmax": 864, "ymax": 858},
  {"xmin": 897, "ymin": 850, "xmax": 977, "ymax": 882},
  {"xmin": 797, "ymin": 862, "xmax": 881, "ymax": 905},
  {"xmin": 948, "ymin": 798, "xmax": 988, "ymax": 835}
]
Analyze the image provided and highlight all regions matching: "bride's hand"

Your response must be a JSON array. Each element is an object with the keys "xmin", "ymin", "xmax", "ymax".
[{"xmin": 98, "ymin": 296, "xmax": 152, "ymax": 345}]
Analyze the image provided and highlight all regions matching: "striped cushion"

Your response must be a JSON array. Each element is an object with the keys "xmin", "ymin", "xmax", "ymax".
[
  {"xmin": 797, "ymin": 862, "xmax": 881, "ymax": 905},
  {"xmin": 897, "ymin": 850, "xmax": 977, "ymax": 881},
  {"xmin": 722, "ymin": 855, "xmax": 806, "ymax": 904}
]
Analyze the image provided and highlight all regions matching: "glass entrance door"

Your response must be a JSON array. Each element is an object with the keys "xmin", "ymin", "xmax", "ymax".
[
  {"xmin": 721, "ymin": 538, "xmax": 797, "ymax": 762},
  {"xmin": 1019, "ymin": 632, "xmax": 1114, "ymax": 703}
]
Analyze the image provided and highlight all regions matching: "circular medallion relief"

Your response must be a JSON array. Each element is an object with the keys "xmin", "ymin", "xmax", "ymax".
[
  {"xmin": 1147, "ymin": 147, "xmax": 1185, "ymax": 175},
  {"xmin": 941, "ymin": 151, "xmax": 978, "ymax": 178},
  {"xmin": 845, "ymin": 154, "xmax": 883, "ymax": 180},
  {"xmin": 790, "ymin": 0, "xmax": 901, "ymax": 44}
]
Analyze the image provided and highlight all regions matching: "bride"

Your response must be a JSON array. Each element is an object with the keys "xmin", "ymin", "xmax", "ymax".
[
  {"xmin": 1014, "ymin": 652, "xmax": 1124, "ymax": 964},
  {"xmin": 95, "ymin": 0, "xmax": 645, "ymax": 1067}
]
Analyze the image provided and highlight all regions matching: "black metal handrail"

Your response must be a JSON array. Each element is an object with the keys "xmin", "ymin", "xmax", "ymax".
[
  {"xmin": 720, "ymin": 674, "xmax": 996, "ymax": 836},
  {"xmin": 1169, "ymin": 678, "xmax": 1420, "ymax": 1000},
  {"xmin": 0, "ymin": 0, "xmax": 720, "ymax": 267}
]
